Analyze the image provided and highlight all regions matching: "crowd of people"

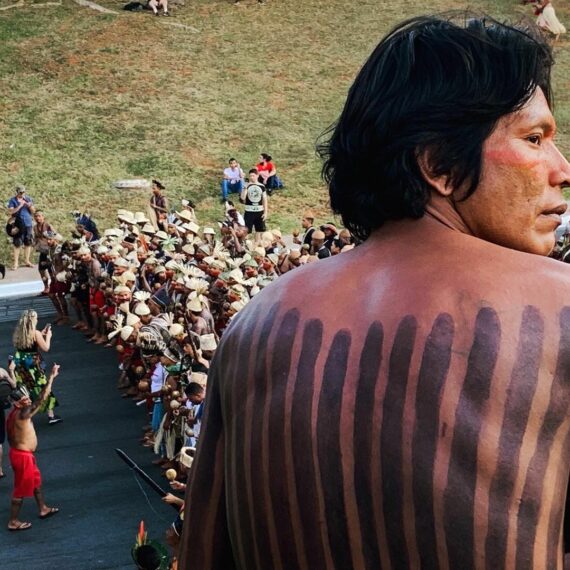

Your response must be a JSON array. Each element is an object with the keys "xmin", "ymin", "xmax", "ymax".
[{"xmin": 1, "ymin": 178, "xmax": 355, "ymax": 563}]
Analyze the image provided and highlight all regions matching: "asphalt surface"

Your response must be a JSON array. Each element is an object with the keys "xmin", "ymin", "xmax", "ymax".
[{"xmin": 0, "ymin": 311, "xmax": 175, "ymax": 569}]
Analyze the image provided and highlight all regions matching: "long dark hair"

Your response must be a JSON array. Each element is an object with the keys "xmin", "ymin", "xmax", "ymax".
[{"xmin": 318, "ymin": 13, "xmax": 553, "ymax": 241}]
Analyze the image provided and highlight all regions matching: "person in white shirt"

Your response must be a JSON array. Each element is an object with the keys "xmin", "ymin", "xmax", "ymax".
[{"xmin": 221, "ymin": 158, "xmax": 245, "ymax": 202}]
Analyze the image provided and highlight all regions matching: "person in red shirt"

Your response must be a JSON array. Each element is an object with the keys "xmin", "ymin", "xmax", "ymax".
[{"xmin": 255, "ymin": 153, "xmax": 282, "ymax": 194}]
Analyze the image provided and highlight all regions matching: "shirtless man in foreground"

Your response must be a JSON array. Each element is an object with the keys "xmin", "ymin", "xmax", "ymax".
[
  {"xmin": 181, "ymin": 15, "xmax": 570, "ymax": 570},
  {"xmin": 7, "ymin": 364, "xmax": 60, "ymax": 531}
]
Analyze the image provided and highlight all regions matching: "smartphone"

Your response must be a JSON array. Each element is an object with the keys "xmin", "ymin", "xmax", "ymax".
[{"xmin": 8, "ymin": 355, "xmax": 13, "ymax": 362}]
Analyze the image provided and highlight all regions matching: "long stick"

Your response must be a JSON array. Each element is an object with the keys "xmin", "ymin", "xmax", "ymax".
[{"xmin": 115, "ymin": 448, "xmax": 179, "ymax": 511}]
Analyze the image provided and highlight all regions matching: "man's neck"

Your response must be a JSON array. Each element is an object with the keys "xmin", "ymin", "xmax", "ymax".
[{"xmin": 424, "ymin": 193, "xmax": 473, "ymax": 235}]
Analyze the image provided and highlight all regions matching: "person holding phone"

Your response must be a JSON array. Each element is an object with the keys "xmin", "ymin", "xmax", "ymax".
[{"xmin": 12, "ymin": 310, "xmax": 62, "ymax": 425}]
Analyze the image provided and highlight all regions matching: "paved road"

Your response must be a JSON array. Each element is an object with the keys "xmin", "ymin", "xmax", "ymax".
[{"xmin": 0, "ymin": 311, "xmax": 175, "ymax": 569}]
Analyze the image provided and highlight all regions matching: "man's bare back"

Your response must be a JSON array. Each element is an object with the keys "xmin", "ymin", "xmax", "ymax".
[
  {"xmin": 180, "ymin": 15, "xmax": 570, "ymax": 569},
  {"xmin": 180, "ymin": 218, "xmax": 570, "ymax": 568}
]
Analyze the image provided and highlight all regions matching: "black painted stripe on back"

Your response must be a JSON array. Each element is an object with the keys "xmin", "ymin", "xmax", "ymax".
[
  {"xmin": 382, "ymin": 315, "xmax": 417, "ymax": 569},
  {"xmin": 546, "ymin": 424, "xmax": 570, "ymax": 569},
  {"xmin": 317, "ymin": 329, "xmax": 353, "ymax": 569},
  {"xmin": 291, "ymin": 319, "xmax": 326, "ymax": 568},
  {"xmin": 225, "ymin": 323, "xmax": 250, "ymax": 569},
  {"xmin": 248, "ymin": 302, "xmax": 281, "ymax": 568},
  {"xmin": 267, "ymin": 309, "xmax": 301, "ymax": 568},
  {"xmin": 443, "ymin": 307, "xmax": 501, "ymax": 569},
  {"xmin": 180, "ymin": 356, "xmax": 226, "ymax": 566},
  {"xmin": 354, "ymin": 321, "xmax": 384, "ymax": 570},
  {"xmin": 229, "ymin": 306, "xmax": 265, "ymax": 569},
  {"xmin": 412, "ymin": 313, "xmax": 455, "ymax": 568},
  {"xmin": 485, "ymin": 306, "xmax": 544, "ymax": 569},
  {"xmin": 515, "ymin": 307, "xmax": 570, "ymax": 569}
]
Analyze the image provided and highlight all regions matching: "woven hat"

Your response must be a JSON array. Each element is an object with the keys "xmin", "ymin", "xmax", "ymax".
[
  {"xmin": 114, "ymin": 258, "xmax": 129, "ymax": 268},
  {"xmin": 155, "ymin": 230, "xmax": 169, "ymax": 240},
  {"xmin": 199, "ymin": 333, "xmax": 217, "ymax": 352},
  {"xmin": 126, "ymin": 313, "xmax": 141, "ymax": 327},
  {"xmin": 312, "ymin": 230, "xmax": 325, "ymax": 240},
  {"xmin": 169, "ymin": 323, "xmax": 185, "ymax": 337},
  {"xmin": 141, "ymin": 223, "xmax": 156, "ymax": 235},
  {"xmin": 105, "ymin": 228, "xmax": 124, "ymax": 238},
  {"xmin": 134, "ymin": 211, "xmax": 149, "ymax": 224},
  {"xmin": 77, "ymin": 246, "xmax": 91, "ymax": 256},
  {"xmin": 120, "ymin": 326, "xmax": 135, "ymax": 342},
  {"xmin": 203, "ymin": 227, "xmax": 215, "ymax": 235},
  {"xmin": 178, "ymin": 447, "xmax": 195, "ymax": 469},
  {"xmin": 118, "ymin": 211, "xmax": 136, "ymax": 225},
  {"xmin": 187, "ymin": 297, "xmax": 202, "ymax": 313},
  {"xmin": 134, "ymin": 303, "xmax": 151, "ymax": 316},
  {"xmin": 176, "ymin": 210, "xmax": 194, "ymax": 223},
  {"xmin": 184, "ymin": 221, "xmax": 200, "ymax": 235}
]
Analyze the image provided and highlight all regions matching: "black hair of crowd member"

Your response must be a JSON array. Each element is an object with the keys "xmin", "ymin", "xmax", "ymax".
[
  {"xmin": 184, "ymin": 382, "xmax": 205, "ymax": 397},
  {"xmin": 248, "ymin": 168, "xmax": 258, "ymax": 175},
  {"xmin": 260, "ymin": 153, "xmax": 272, "ymax": 162},
  {"xmin": 152, "ymin": 179, "xmax": 165, "ymax": 190},
  {"xmin": 317, "ymin": 12, "xmax": 553, "ymax": 241}
]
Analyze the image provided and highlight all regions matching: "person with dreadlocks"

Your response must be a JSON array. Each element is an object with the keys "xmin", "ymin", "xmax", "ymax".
[
  {"xmin": 7, "ymin": 363, "xmax": 60, "ymax": 531},
  {"xmin": 12, "ymin": 310, "xmax": 62, "ymax": 425}
]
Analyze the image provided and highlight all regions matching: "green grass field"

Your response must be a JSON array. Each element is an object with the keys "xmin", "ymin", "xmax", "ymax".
[{"xmin": 0, "ymin": 0, "xmax": 568, "ymax": 253}]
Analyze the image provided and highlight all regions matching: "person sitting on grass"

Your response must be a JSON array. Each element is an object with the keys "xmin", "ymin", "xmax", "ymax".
[
  {"xmin": 255, "ymin": 153, "xmax": 283, "ymax": 194},
  {"xmin": 148, "ymin": 0, "xmax": 168, "ymax": 16},
  {"xmin": 221, "ymin": 158, "xmax": 245, "ymax": 202}
]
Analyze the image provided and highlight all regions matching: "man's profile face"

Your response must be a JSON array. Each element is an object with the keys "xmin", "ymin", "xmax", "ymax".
[
  {"xmin": 34, "ymin": 213, "xmax": 44, "ymax": 224},
  {"xmin": 455, "ymin": 88, "xmax": 570, "ymax": 256},
  {"xmin": 229, "ymin": 160, "xmax": 238, "ymax": 169},
  {"xmin": 302, "ymin": 217, "xmax": 312, "ymax": 229}
]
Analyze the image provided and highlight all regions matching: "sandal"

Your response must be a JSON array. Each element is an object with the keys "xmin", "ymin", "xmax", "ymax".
[
  {"xmin": 8, "ymin": 521, "xmax": 32, "ymax": 531},
  {"xmin": 39, "ymin": 507, "xmax": 59, "ymax": 519}
]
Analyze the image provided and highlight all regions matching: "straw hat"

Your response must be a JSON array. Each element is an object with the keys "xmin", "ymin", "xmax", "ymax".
[
  {"xmin": 176, "ymin": 210, "xmax": 194, "ymax": 223},
  {"xmin": 126, "ymin": 313, "xmax": 141, "ymax": 327},
  {"xmin": 187, "ymin": 297, "xmax": 202, "ymax": 313},
  {"xmin": 134, "ymin": 211, "xmax": 149, "ymax": 224},
  {"xmin": 141, "ymin": 223, "xmax": 156, "ymax": 235},
  {"xmin": 203, "ymin": 227, "xmax": 215, "ymax": 235},
  {"xmin": 199, "ymin": 333, "xmax": 217, "ymax": 352},
  {"xmin": 169, "ymin": 323, "xmax": 185, "ymax": 337},
  {"xmin": 155, "ymin": 230, "xmax": 169, "ymax": 240},
  {"xmin": 134, "ymin": 303, "xmax": 151, "ymax": 316},
  {"xmin": 312, "ymin": 230, "xmax": 325, "ymax": 240}
]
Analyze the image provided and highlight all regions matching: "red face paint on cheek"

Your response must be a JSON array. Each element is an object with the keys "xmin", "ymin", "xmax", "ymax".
[{"xmin": 484, "ymin": 147, "xmax": 541, "ymax": 170}]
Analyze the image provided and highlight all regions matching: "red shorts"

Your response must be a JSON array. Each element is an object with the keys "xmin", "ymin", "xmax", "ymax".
[{"xmin": 9, "ymin": 448, "xmax": 42, "ymax": 498}]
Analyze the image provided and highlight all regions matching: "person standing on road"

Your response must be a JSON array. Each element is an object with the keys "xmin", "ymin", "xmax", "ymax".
[
  {"xmin": 33, "ymin": 211, "xmax": 54, "ymax": 296},
  {"xmin": 0, "ymin": 362, "xmax": 18, "ymax": 481},
  {"xmin": 7, "ymin": 184, "xmax": 35, "ymax": 271},
  {"xmin": 6, "ymin": 364, "xmax": 60, "ymax": 531},
  {"xmin": 13, "ymin": 310, "xmax": 62, "ymax": 425}
]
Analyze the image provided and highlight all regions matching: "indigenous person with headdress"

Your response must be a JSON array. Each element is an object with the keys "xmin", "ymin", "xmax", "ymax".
[
  {"xmin": 13, "ymin": 310, "xmax": 61, "ymax": 425},
  {"xmin": 0, "ymin": 362, "xmax": 17, "ymax": 480},
  {"xmin": 180, "ymin": 14, "xmax": 570, "ymax": 569},
  {"xmin": 149, "ymin": 180, "xmax": 169, "ymax": 232},
  {"xmin": 33, "ymin": 210, "xmax": 54, "ymax": 295},
  {"xmin": 7, "ymin": 364, "xmax": 60, "ymax": 531}
]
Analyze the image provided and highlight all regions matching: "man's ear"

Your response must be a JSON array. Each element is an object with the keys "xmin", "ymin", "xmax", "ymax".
[{"xmin": 417, "ymin": 150, "xmax": 454, "ymax": 197}]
